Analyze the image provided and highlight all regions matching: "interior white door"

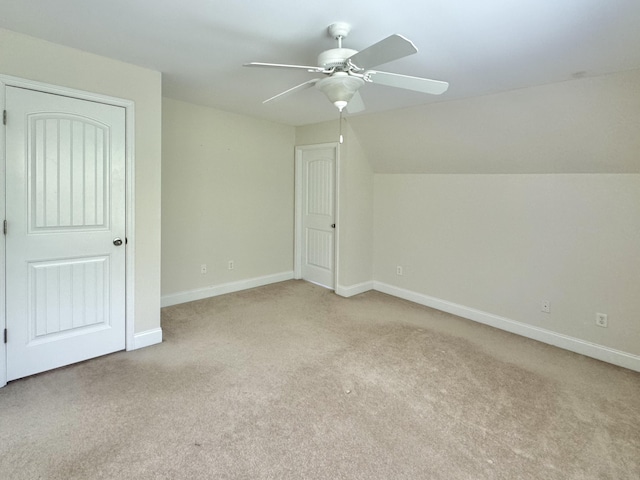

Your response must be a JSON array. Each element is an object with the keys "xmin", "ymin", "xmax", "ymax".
[
  {"xmin": 299, "ymin": 145, "xmax": 336, "ymax": 289},
  {"xmin": 5, "ymin": 86, "xmax": 126, "ymax": 381}
]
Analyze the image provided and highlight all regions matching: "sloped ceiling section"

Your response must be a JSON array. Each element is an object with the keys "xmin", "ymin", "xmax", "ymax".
[
  {"xmin": 0, "ymin": 1, "xmax": 639, "ymax": 126},
  {"xmin": 348, "ymin": 69, "xmax": 640, "ymax": 174}
]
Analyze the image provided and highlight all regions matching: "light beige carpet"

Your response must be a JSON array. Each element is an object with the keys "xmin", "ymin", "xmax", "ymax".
[{"xmin": 0, "ymin": 280, "xmax": 638, "ymax": 479}]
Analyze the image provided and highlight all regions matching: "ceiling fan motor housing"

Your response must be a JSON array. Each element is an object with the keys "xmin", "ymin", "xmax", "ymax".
[{"xmin": 317, "ymin": 48, "xmax": 359, "ymax": 70}]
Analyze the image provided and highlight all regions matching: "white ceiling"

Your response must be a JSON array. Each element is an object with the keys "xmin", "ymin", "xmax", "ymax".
[{"xmin": 1, "ymin": 0, "xmax": 639, "ymax": 126}]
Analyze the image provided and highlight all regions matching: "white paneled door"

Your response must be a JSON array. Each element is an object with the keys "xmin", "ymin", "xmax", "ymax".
[
  {"xmin": 298, "ymin": 145, "xmax": 336, "ymax": 289},
  {"xmin": 5, "ymin": 87, "xmax": 126, "ymax": 381}
]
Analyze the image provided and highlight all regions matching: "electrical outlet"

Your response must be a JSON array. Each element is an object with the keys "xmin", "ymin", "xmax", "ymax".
[
  {"xmin": 396, "ymin": 265, "xmax": 403, "ymax": 276},
  {"xmin": 595, "ymin": 313, "xmax": 608, "ymax": 328},
  {"xmin": 200, "ymin": 264, "xmax": 207, "ymax": 275},
  {"xmin": 541, "ymin": 300, "xmax": 550, "ymax": 314},
  {"xmin": 228, "ymin": 260, "xmax": 234, "ymax": 270}
]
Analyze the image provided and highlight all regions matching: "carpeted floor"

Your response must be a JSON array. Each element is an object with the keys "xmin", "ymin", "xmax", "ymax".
[{"xmin": 1, "ymin": 280, "xmax": 638, "ymax": 479}]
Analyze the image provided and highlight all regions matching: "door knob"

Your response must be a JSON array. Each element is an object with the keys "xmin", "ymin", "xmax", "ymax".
[{"xmin": 113, "ymin": 238, "xmax": 123, "ymax": 246}]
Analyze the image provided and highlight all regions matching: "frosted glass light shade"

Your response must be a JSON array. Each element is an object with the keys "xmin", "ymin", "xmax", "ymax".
[{"xmin": 316, "ymin": 73, "xmax": 365, "ymax": 111}]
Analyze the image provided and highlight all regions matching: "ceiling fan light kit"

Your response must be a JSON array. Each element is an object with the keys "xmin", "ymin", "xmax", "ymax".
[
  {"xmin": 244, "ymin": 22, "xmax": 449, "ymax": 113},
  {"xmin": 316, "ymin": 73, "xmax": 365, "ymax": 112}
]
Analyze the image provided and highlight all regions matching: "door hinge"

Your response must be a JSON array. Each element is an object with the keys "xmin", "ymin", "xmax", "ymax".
[
  {"xmin": 3, "ymin": 328, "xmax": 6, "ymax": 344},
  {"xmin": 2, "ymin": 110, "xmax": 6, "ymax": 126},
  {"xmin": 3, "ymin": 220, "xmax": 6, "ymax": 235}
]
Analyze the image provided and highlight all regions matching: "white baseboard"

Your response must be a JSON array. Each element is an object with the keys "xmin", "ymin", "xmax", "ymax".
[
  {"xmin": 161, "ymin": 271, "xmax": 294, "ymax": 308},
  {"xmin": 374, "ymin": 281, "xmax": 640, "ymax": 373},
  {"xmin": 130, "ymin": 327, "xmax": 163, "ymax": 350},
  {"xmin": 336, "ymin": 281, "xmax": 374, "ymax": 298}
]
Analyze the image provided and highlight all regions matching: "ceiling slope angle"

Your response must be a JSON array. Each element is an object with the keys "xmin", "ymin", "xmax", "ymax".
[{"xmin": 244, "ymin": 22, "xmax": 449, "ymax": 115}]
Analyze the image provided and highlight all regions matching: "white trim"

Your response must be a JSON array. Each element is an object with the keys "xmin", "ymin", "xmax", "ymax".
[
  {"xmin": 294, "ymin": 148, "xmax": 303, "ymax": 280},
  {"xmin": 336, "ymin": 281, "xmax": 374, "ymax": 298},
  {"xmin": 294, "ymin": 143, "xmax": 339, "ymax": 289},
  {"xmin": 374, "ymin": 281, "xmax": 640, "ymax": 373},
  {"xmin": 334, "ymin": 142, "xmax": 341, "ymax": 291},
  {"xmin": 161, "ymin": 271, "xmax": 294, "ymax": 308},
  {"xmin": 0, "ymin": 74, "xmax": 135, "ymax": 111},
  {"xmin": 132, "ymin": 328, "xmax": 162, "ymax": 350},
  {"xmin": 0, "ymin": 75, "xmax": 137, "ymax": 384},
  {"xmin": 124, "ymin": 102, "xmax": 136, "ymax": 353},
  {"xmin": 0, "ymin": 81, "xmax": 6, "ymax": 387}
]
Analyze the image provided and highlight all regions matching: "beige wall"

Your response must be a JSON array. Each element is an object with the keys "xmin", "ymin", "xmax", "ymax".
[
  {"xmin": 338, "ymin": 123, "xmax": 373, "ymax": 288},
  {"xmin": 162, "ymin": 98, "xmax": 295, "ymax": 297},
  {"xmin": 0, "ymin": 28, "xmax": 162, "ymax": 334},
  {"xmin": 295, "ymin": 121, "xmax": 338, "ymax": 147},
  {"xmin": 373, "ymin": 174, "xmax": 640, "ymax": 356},
  {"xmin": 296, "ymin": 120, "xmax": 374, "ymax": 290},
  {"xmin": 350, "ymin": 69, "xmax": 640, "ymax": 174},
  {"xmin": 367, "ymin": 70, "xmax": 640, "ymax": 359}
]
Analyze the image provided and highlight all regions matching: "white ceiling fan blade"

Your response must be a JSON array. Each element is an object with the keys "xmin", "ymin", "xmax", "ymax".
[
  {"xmin": 244, "ymin": 62, "xmax": 326, "ymax": 73},
  {"xmin": 366, "ymin": 70, "xmax": 449, "ymax": 95},
  {"xmin": 346, "ymin": 90, "xmax": 365, "ymax": 113},
  {"xmin": 347, "ymin": 34, "xmax": 418, "ymax": 70},
  {"xmin": 263, "ymin": 78, "xmax": 320, "ymax": 104}
]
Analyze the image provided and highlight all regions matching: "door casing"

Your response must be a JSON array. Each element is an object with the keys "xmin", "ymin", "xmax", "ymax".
[
  {"xmin": 0, "ymin": 74, "xmax": 136, "ymax": 388},
  {"xmin": 294, "ymin": 143, "xmax": 340, "ymax": 290}
]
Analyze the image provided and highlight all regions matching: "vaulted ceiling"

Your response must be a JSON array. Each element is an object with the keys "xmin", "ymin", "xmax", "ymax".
[{"xmin": 1, "ymin": 0, "xmax": 639, "ymax": 126}]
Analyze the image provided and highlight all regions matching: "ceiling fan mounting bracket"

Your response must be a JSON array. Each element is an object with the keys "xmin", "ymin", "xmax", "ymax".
[{"xmin": 328, "ymin": 22, "xmax": 351, "ymax": 41}]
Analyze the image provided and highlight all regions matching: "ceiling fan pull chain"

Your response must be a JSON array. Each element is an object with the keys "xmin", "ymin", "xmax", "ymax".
[{"xmin": 339, "ymin": 109, "xmax": 344, "ymax": 144}]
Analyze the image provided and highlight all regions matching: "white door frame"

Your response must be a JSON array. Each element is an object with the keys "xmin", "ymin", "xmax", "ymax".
[
  {"xmin": 294, "ymin": 143, "xmax": 340, "ymax": 290},
  {"xmin": 0, "ymin": 75, "xmax": 136, "ymax": 388}
]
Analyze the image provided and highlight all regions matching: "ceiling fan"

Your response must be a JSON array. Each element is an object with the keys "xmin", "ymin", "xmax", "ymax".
[{"xmin": 244, "ymin": 22, "xmax": 449, "ymax": 113}]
